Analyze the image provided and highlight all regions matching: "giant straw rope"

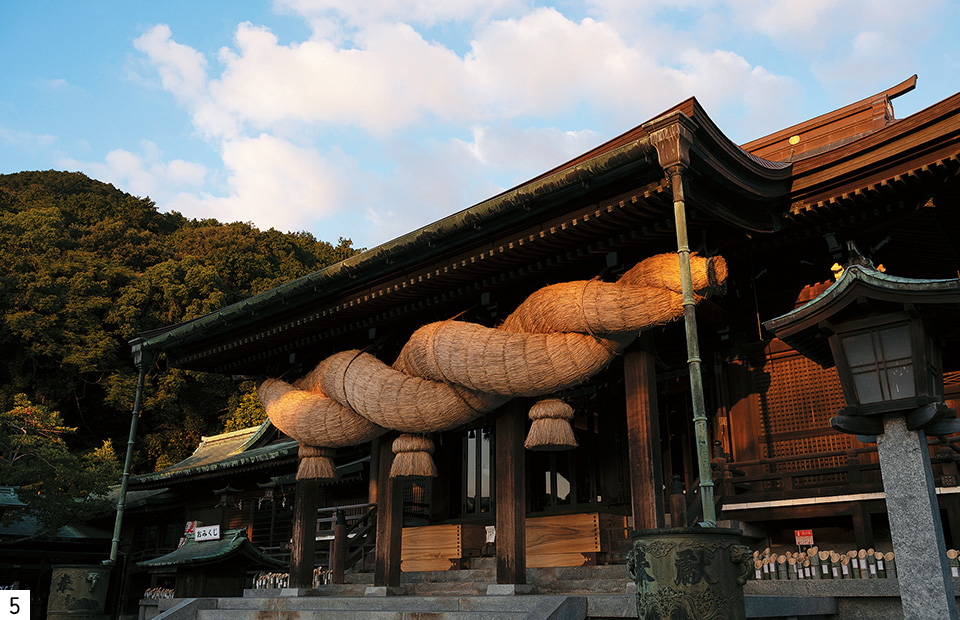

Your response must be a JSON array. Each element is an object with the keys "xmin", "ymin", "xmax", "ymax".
[{"xmin": 258, "ymin": 252, "xmax": 727, "ymax": 479}]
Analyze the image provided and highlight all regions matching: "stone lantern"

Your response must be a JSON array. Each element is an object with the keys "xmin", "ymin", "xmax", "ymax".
[{"xmin": 764, "ymin": 258, "xmax": 960, "ymax": 620}]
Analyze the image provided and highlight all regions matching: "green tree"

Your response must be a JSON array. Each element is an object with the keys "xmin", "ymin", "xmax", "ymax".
[
  {"xmin": 0, "ymin": 394, "xmax": 120, "ymax": 539},
  {"xmin": 0, "ymin": 171, "xmax": 358, "ymax": 473},
  {"xmin": 221, "ymin": 385, "xmax": 267, "ymax": 433}
]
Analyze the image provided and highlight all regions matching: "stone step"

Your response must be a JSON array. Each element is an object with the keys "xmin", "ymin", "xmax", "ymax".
[
  {"xmin": 398, "ymin": 568, "xmax": 496, "ymax": 584},
  {"xmin": 246, "ymin": 564, "xmax": 630, "ymax": 598},
  {"xmin": 535, "ymin": 578, "xmax": 631, "ymax": 595},
  {"xmin": 530, "ymin": 564, "xmax": 629, "ymax": 581},
  {"xmin": 196, "ymin": 595, "xmax": 585, "ymax": 620},
  {"xmin": 219, "ymin": 595, "xmax": 553, "ymax": 612},
  {"xmin": 200, "ymin": 610, "xmax": 530, "ymax": 620}
]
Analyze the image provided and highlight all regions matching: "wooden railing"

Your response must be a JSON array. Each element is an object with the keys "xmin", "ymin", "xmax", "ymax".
[
  {"xmin": 317, "ymin": 502, "xmax": 377, "ymax": 582},
  {"xmin": 675, "ymin": 436, "xmax": 960, "ymax": 523}
]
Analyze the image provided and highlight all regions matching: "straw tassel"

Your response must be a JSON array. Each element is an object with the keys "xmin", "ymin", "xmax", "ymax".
[
  {"xmin": 524, "ymin": 399, "xmax": 578, "ymax": 451},
  {"xmin": 390, "ymin": 434, "xmax": 438, "ymax": 478},
  {"xmin": 297, "ymin": 444, "xmax": 338, "ymax": 480}
]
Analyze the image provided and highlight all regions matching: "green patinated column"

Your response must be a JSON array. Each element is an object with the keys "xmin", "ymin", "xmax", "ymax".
[
  {"xmin": 108, "ymin": 338, "xmax": 152, "ymax": 566},
  {"xmin": 669, "ymin": 165, "xmax": 716, "ymax": 524}
]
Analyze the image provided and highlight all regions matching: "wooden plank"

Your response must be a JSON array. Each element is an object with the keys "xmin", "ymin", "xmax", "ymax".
[
  {"xmin": 374, "ymin": 437, "xmax": 402, "ymax": 587},
  {"xmin": 289, "ymin": 478, "xmax": 319, "ymax": 588},
  {"xmin": 402, "ymin": 524, "xmax": 463, "ymax": 558},
  {"xmin": 624, "ymin": 340, "xmax": 665, "ymax": 530},
  {"xmin": 527, "ymin": 552, "xmax": 596, "ymax": 568},
  {"xmin": 496, "ymin": 400, "xmax": 526, "ymax": 584},
  {"xmin": 401, "ymin": 558, "xmax": 459, "ymax": 572},
  {"xmin": 400, "ymin": 524, "xmax": 486, "ymax": 571},
  {"xmin": 599, "ymin": 514, "xmax": 629, "ymax": 551},
  {"xmin": 460, "ymin": 524, "xmax": 485, "ymax": 557},
  {"xmin": 526, "ymin": 513, "xmax": 601, "ymax": 555}
]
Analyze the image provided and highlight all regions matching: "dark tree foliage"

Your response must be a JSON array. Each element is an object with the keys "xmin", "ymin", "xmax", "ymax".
[
  {"xmin": 0, "ymin": 171, "xmax": 357, "ymax": 476},
  {"xmin": 0, "ymin": 394, "xmax": 120, "ymax": 538}
]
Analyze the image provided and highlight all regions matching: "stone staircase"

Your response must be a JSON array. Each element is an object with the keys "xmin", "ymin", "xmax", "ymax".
[
  {"xmin": 195, "ymin": 595, "xmax": 590, "ymax": 620},
  {"xmin": 145, "ymin": 563, "xmax": 842, "ymax": 620},
  {"xmin": 265, "ymin": 558, "xmax": 634, "ymax": 597},
  {"xmin": 148, "ymin": 561, "xmax": 636, "ymax": 620}
]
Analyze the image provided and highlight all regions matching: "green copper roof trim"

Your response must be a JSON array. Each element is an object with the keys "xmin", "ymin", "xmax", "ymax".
[
  {"xmin": 765, "ymin": 264, "xmax": 960, "ymax": 334},
  {"xmin": 136, "ymin": 528, "xmax": 286, "ymax": 569},
  {"xmin": 133, "ymin": 137, "xmax": 657, "ymax": 354},
  {"xmin": 763, "ymin": 264, "xmax": 960, "ymax": 367},
  {"xmin": 130, "ymin": 438, "xmax": 298, "ymax": 485}
]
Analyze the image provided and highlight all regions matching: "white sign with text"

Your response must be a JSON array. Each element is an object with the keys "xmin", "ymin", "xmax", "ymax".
[{"xmin": 195, "ymin": 525, "xmax": 221, "ymax": 542}]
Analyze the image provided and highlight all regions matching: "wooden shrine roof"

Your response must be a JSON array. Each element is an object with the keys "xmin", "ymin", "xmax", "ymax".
[{"xmin": 135, "ymin": 78, "xmax": 960, "ymax": 377}]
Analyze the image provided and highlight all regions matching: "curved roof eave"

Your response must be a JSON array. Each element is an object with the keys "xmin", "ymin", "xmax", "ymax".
[
  {"xmin": 133, "ymin": 136, "xmax": 659, "ymax": 355},
  {"xmin": 133, "ymin": 98, "xmax": 796, "ymax": 360}
]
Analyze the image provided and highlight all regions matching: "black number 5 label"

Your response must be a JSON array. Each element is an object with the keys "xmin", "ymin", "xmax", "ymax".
[{"xmin": 0, "ymin": 592, "xmax": 29, "ymax": 618}]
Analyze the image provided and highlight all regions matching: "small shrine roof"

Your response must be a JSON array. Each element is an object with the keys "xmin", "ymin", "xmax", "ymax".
[
  {"xmin": 136, "ymin": 528, "xmax": 286, "ymax": 569},
  {"xmin": 131, "ymin": 421, "xmax": 297, "ymax": 486}
]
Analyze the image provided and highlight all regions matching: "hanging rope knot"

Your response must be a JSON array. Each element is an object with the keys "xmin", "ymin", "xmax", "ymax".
[
  {"xmin": 524, "ymin": 398, "xmax": 578, "ymax": 451},
  {"xmin": 297, "ymin": 444, "xmax": 338, "ymax": 481},
  {"xmin": 706, "ymin": 255, "xmax": 728, "ymax": 295},
  {"xmin": 390, "ymin": 434, "xmax": 438, "ymax": 478}
]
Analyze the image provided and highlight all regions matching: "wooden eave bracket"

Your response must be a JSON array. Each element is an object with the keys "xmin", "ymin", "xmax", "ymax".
[
  {"xmin": 643, "ymin": 109, "xmax": 786, "ymax": 233},
  {"xmin": 643, "ymin": 110, "xmax": 699, "ymax": 171}
]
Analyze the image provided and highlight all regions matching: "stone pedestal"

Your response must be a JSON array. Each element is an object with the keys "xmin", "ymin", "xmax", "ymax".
[
  {"xmin": 876, "ymin": 415, "xmax": 959, "ymax": 620},
  {"xmin": 47, "ymin": 565, "xmax": 111, "ymax": 620},
  {"xmin": 628, "ymin": 527, "xmax": 750, "ymax": 620}
]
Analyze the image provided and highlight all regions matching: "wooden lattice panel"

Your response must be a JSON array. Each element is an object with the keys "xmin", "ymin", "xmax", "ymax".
[{"xmin": 753, "ymin": 350, "xmax": 855, "ymax": 470}]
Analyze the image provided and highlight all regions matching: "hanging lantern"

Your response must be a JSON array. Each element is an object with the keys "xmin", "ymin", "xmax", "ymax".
[{"xmin": 213, "ymin": 484, "xmax": 240, "ymax": 508}]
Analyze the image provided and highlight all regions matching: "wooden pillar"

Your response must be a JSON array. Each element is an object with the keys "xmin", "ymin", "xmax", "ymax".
[
  {"xmin": 625, "ymin": 336, "xmax": 665, "ymax": 530},
  {"xmin": 374, "ymin": 437, "xmax": 403, "ymax": 587},
  {"xmin": 368, "ymin": 436, "xmax": 381, "ymax": 505},
  {"xmin": 944, "ymin": 495, "xmax": 960, "ymax": 549},
  {"xmin": 330, "ymin": 510, "xmax": 347, "ymax": 584},
  {"xmin": 851, "ymin": 503, "xmax": 874, "ymax": 550},
  {"xmin": 726, "ymin": 361, "xmax": 762, "ymax": 485},
  {"xmin": 289, "ymin": 477, "xmax": 319, "ymax": 589},
  {"xmin": 496, "ymin": 400, "xmax": 526, "ymax": 584}
]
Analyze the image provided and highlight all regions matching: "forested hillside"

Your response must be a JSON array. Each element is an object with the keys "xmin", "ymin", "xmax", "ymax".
[{"xmin": 0, "ymin": 170, "xmax": 357, "ymax": 474}]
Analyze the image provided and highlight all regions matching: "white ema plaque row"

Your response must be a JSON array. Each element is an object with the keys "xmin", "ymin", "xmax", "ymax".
[{"xmin": 195, "ymin": 524, "xmax": 221, "ymax": 542}]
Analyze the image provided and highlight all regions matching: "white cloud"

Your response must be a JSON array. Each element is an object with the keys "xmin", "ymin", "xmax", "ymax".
[
  {"xmin": 718, "ymin": 0, "xmax": 945, "ymax": 97},
  {"xmin": 60, "ymin": 140, "xmax": 206, "ymax": 202},
  {"xmin": 199, "ymin": 8, "xmax": 793, "ymax": 136},
  {"xmin": 353, "ymin": 123, "xmax": 602, "ymax": 244},
  {"xmin": 211, "ymin": 21, "xmax": 468, "ymax": 134},
  {"xmin": 459, "ymin": 124, "xmax": 600, "ymax": 172},
  {"xmin": 177, "ymin": 134, "xmax": 348, "ymax": 232},
  {"xmin": 134, "ymin": 24, "xmax": 210, "ymax": 105},
  {"xmin": 274, "ymin": 0, "xmax": 521, "ymax": 27},
  {"xmin": 0, "ymin": 125, "xmax": 57, "ymax": 148},
  {"xmin": 128, "ymin": 6, "xmax": 800, "ymax": 244}
]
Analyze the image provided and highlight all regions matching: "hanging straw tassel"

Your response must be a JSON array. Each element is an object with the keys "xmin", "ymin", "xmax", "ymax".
[
  {"xmin": 390, "ymin": 434, "xmax": 438, "ymax": 478},
  {"xmin": 297, "ymin": 444, "xmax": 338, "ymax": 480},
  {"xmin": 524, "ymin": 399, "xmax": 578, "ymax": 451}
]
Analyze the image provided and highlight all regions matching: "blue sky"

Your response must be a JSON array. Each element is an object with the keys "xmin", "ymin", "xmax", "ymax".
[{"xmin": 2, "ymin": 0, "xmax": 958, "ymax": 249}]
